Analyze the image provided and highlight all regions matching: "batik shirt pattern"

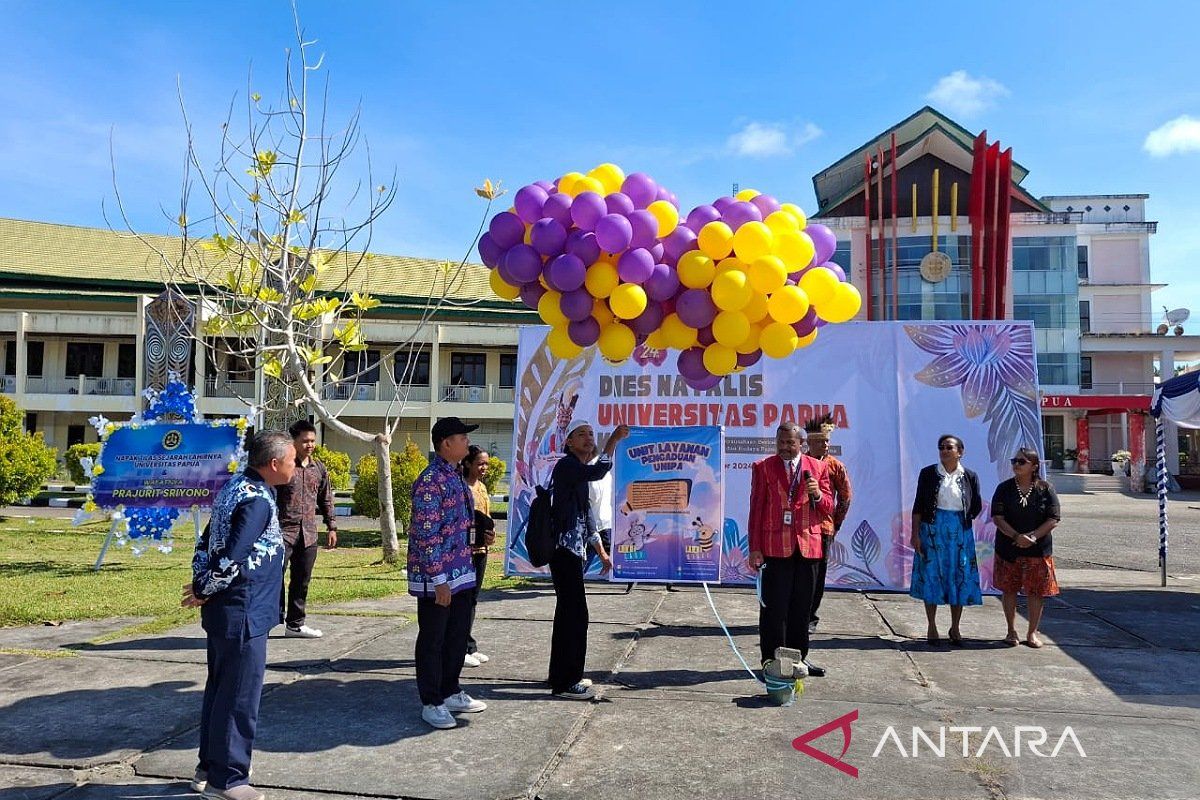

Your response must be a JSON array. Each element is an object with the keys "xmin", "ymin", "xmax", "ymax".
[{"xmin": 192, "ymin": 471, "xmax": 283, "ymax": 598}]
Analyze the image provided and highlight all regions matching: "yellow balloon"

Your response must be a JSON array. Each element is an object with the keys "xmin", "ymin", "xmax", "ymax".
[
  {"xmin": 584, "ymin": 261, "xmax": 619, "ymax": 298},
  {"xmin": 712, "ymin": 310, "xmax": 751, "ymax": 348},
  {"xmin": 547, "ymin": 326, "xmax": 583, "ymax": 359},
  {"xmin": 712, "ymin": 269, "xmax": 753, "ymax": 312},
  {"xmin": 523, "ymin": 225, "xmax": 533, "ymax": 245},
  {"xmin": 735, "ymin": 188, "xmax": 760, "ymax": 201},
  {"xmin": 598, "ymin": 323, "xmax": 636, "ymax": 362},
  {"xmin": 733, "ymin": 221, "xmax": 774, "ymax": 262},
  {"xmin": 776, "ymin": 230, "xmax": 816, "ymax": 271},
  {"xmin": 558, "ymin": 171, "xmax": 585, "ymax": 196},
  {"xmin": 799, "ymin": 266, "xmax": 839, "ymax": 307},
  {"xmin": 766, "ymin": 284, "xmax": 811, "ymax": 325},
  {"xmin": 645, "ymin": 328, "xmax": 668, "ymax": 350},
  {"xmin": 735, "ymin": 322, "xmax": 764, "ymax": 354},
  {"xmin": 780, "ymin": 202, "xmax": 808, "ymax": 229},
  {"xmin": 538, "ymin": 273, "xmax": 549, "ymax": 289},
  {"xmin": 760, "ymin": 321, "xmax": 799, "ymax": 359},
  {"xmin": 573, "ymin": 176, "xmax": 604, "ymax": 196},
  {"xmin": 539, "ymin": 290, "xmax": 567, "ymax": 327},
  {"xmin": 609, "ymin": 283, "xmax": 648, "ymax": 320},
  {"xmin": 661, "ymin": 313, "xmax": 699, "ymax": 349},
  {"xmin": 742, "ymin": 291, "xmax": 770, "ymax": 323},
  {"xmin": 647, "ymin": 200, "xmax": 679, "ymax": 237},
  {"xmin": 795, "ymin": 329, "xmax": 819, "ymax": 349},
  {"xmin": 715, "ymin": 256, "xmax": 746, "ymax": 276},
  {"xmin": 593, "ymin": 299, "xmax": 615, "ymax": 327},
  {"xmin": 817, "ymin": 283, "xmax": 862, "ymax": 323},
  {"xmin": 748, "ymin": 255, "xmax": 787, "ymax": 294},
  {"xmin": 764, "ymin": 210, "xmax": 800, "ymax": 237},
  {"xmin": 588, "ymin": 163, "xmax": 625, "ymax": 195},
  {"xmin": 489, "ymin": 269, "xmax": 521, "ymax": 300},
  {"xmin": 599, "ymin": 250, "xmax": 620, "ymax": 266},
  {"xmin": 698, "ymin": 221, "xmax": 735, "ymax": 259},
  {"xmin": 703, "ymin": 343, "xmax": 738, "ymax": 376},
  {"xmin": 678, "ymin": 250, "xmax": 716, "ymax": 289}
]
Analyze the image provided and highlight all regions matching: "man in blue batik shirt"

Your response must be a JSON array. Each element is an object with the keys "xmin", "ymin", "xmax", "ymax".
[{"xmin": 182, "ymin": 430, "xmax": 295, "ymax": 800}]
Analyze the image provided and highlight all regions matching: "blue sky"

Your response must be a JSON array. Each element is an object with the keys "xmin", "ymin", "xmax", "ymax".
[{"xmin": 2, "ymin": 1, "xmax": 1198, "ymax": 316}]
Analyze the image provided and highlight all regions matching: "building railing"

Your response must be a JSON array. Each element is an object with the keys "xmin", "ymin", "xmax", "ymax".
[
  {"xmin": 320, "ymin": 383, "xmax": 433, "ymax": 403},
  {"xmin": 0, "ymin": 374, "xmax": 14, "ymax": 393},
  {"xmin": 203, "ymin": 377, "xmax": 257, "ymax": 400},
  {"xmin": 1099, "ymin": 221, "xmax": 1157, "ymax": 233},
  {"xmin": 1011, "ymin": 211, "xmax": 1082, "ymax": 225},
  {"xmin": 440, "ymin": 384, "xmax": 515, "ymax": 403},
  {"xmin": 24, "ymin": 375, "xmax": 137, "ymax": 396},
  {"xmin": 1081, "ymin": 382, "xmax": 1156, "ymax": 395}
]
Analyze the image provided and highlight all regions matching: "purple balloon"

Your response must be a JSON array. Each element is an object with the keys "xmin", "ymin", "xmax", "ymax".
[
  {"xmin": 663, "ymin": 225, "xmax": 699, "ymax": 261},
  {"xmin": 737, "ymin": 349, "xmax": 762, "ymax": 368},
  {"xmin": 792, "ymin": 317, "xmax": 817, "ymax": 337},
  {"xmin": 595, "ymin": 214, "xmax": 634, "ymax": 253},
  {"xmin": 697, "ymin": 325, "xmax": 716, "ymax": 347},
  {"xmin": 497, "ymin": 258, "xmax": 519, "ymax": 287},
  {"xmin": 676, "ymin": 288, "xmax": 717, "ymax": 329},
  {"xmin": 547, "ymin": 253, "xmax": 586, "ymax": 293},
  {"xmin": 568, "ymin": 316, "xmax": 601, "ymax": 347},
  {"xmin": 618, "ymin": 248, "xmax": 655, "ymax": 284},
  {"xmin": 649, "ymin": 242, "xmax": 665, "ymax": 262},
  {"xmin": 560, "ymin": 288, "xmax": 595, "ymax": 322},
  {"xmin": 722, "ymin": 201, "xmax": 763, "ymax": 231},
  {"xmin": 565, "ymin": 230, "xmax": 601, "ymax": 266},
  {"xmin": 644, "ymin": 263, "xmax": 680, "ymax": 302},
  {"xmin": 749, "ymin": 194, "xmax": 781, "ymax": 219},
  {"xmin": 629, "ymin": 303, "xmax": 665, "ymax": 336},
  {"xmin": 685, "ymin": 204, "xmax": 722, "ymax": 233},
  {"xmin": 534, "ymin": 179, "xmax": 555, "ymax": 192},
  {"xmin": 815, "ymin": 318, "xmax": 828, "ymax": 328},
  {"xmin": 621, "ymin": 172, "xmax": 658, "ymax": 209},
  {"xmin": 503, "ymin": 243, "xmax": 543, "ymax": 284},
  {"xmin": 478, "ymin": 232, "xmax": 503, "ymax": 268},
  {"xmin": 488, "ymin": 211, "xmax": 525, "ymax": 250},
  {"xmin": 530, "ymin": 218, "xmax": 567, "ymax": 257},
  {"xmin": 823, "ymin": 261, "xmax": 847, "ymax": 282},
  {"xmin": 570, "ymin": 191, "xmax": 608, "ymax": 232},
  {"xmin": 685, "ymin": 372, "xmax": 722, "ymax": 391},
  {"xmin": 605, "ymin": 192, "xmax": 635, "ymax": 217},
  {"xmin": 712, "ymin": 196, "xmax": 736, "ymax": 213},
  {"xmin": 668, "ymin": 192, "xmax": 679, "ymax": 209},
  {"xmin": 655, "ymin": 186, "xmax": 672, "ymax": 203},
  {"xmin": 807, "ymin": 223, "xmax": 838, "ymax": 265},
  {"xmin": 542, "ymin": 193, "xmax": 572, "ymax": 227},
  {"xmin": 628, "ymin": 210, "xmax": 659, "ymax": 250},
  {"xmin": 677, "ymin": 347, "xmax": 708, "ymax": 381},
  {"xmin": 514, "ymin": 184, "xmax": 550, "ymax": 224},
  {"xmin": 519, "ymin": 280, "xmax": 546, "ymax": 310}
]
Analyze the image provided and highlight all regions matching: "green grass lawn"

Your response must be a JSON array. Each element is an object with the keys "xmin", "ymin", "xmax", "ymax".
[{"xmin": 0, "ymin": 515, "xmax": 531, "ymax": 638}]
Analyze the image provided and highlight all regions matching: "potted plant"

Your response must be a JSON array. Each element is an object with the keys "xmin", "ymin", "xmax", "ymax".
[
  {"xmin": 1062, "ymin": 449, "xmax": 1078, "ymax": 473},
  {"xmin": 1110, "ymin": 450, "xmax": 1132, "ymax": 476}
]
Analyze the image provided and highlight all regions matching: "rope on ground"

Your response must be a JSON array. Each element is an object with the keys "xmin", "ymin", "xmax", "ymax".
[{"xmin": 701, "ymin": 581, "xmax": 764, "ymax": 685}]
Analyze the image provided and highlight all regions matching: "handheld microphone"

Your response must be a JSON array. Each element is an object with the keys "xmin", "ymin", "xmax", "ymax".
[{"xmin": 802, "ymin": 469, "xmax": 816, "ymax": 510}]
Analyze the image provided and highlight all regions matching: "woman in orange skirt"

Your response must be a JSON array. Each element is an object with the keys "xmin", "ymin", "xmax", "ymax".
[{"xmin": 990, "ymin": 448, "xmax": 1061, "ymax": 648}]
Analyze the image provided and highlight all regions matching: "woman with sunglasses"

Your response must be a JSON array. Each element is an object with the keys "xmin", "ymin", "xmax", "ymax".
[
  {"xmin": 909, "ymin": 434, "xmax": 984, "ymax": 645},
  {"xmin": 990, "ymin": 447, "xmax": 1061, "ymax": 648}
]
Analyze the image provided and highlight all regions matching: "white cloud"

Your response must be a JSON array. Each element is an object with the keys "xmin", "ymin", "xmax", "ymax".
[
  {"xmin": 727, "ymin": 121, "xmax": 823, "ymax": 158},
  {"xmin": 924, "ymin": 70, "xmax": 1010, "ymax": 117},
  {"xmin": 1144, "ymin": 115, "xmax": 1200, "ymax": 157}
]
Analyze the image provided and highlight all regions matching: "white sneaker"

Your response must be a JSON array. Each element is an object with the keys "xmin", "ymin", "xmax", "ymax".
[
  {"xmin": 463, "ymin": 653, "xmax": 481, "ymax": 667},
  {"xmin": 285, "ymin": 624, "xmax": 323, "ymax": 639},
  {"xmin": 554, "ymin": 681, "xmax": 595, "ymax": 700},
  {"xmin": 472, "ymin": 652, "xmax": 490, "ymax": 664},
  {"xmin": 444, "ymin": 691, "xmax": 487, "ymax": 713},
  {"xmin": 808, "ymin": 620, "xmax": 819, "ymax": 634},
  {"xmin": 421, "ymin": 704, "xmax": 456, "ymax": 729},
  {"xmin": 578, "ymin": 678, "xmax": 593, "ymax": 688}
]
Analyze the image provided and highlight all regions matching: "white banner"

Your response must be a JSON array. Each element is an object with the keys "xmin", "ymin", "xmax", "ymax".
[{"xmin": 506, "ymin": 321, "xmax": 1042, "ymax": 590}]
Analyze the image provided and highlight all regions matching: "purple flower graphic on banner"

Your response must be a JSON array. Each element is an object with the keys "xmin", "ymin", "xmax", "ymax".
[
  {"xmin": 906, "ymin": 324, "xmax": 1041, "ymax": 468},
  {"xmin": 632, "ymin": 343, "xmax": 668, "ymax": 368}
]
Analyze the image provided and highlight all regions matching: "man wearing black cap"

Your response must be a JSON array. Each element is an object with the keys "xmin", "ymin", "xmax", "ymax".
[{"xmin": 409, "ymin": 416, "xmax": 486, "ymax": 730}]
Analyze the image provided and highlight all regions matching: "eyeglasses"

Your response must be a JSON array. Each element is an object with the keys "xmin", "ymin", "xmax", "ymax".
[
  {"xmin": 938, "ymin": 444, "xmax": 958, "ymax": 451},
  {"xmin": 1010, "ymin": 458, "xmax": 1029, "ymax": 466}
]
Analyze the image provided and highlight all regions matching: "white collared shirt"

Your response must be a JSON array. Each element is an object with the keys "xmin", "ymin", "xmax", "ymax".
[
  {"xmin": 936, "ymin": 462, "xmax": 966, "ymax": 510},
  {"xmin": 781, "ymin": 455, "xmax": 801, "ymax": 480}
]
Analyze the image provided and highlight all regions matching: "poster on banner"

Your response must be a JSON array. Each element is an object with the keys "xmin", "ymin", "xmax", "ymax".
[
  {"xmin": 506, "ymin": 321, "xmax": 1042, "ymax": 592},
  {"xmin": 611, "ymin": 426, "xmax": 723, "ymax": 583}
]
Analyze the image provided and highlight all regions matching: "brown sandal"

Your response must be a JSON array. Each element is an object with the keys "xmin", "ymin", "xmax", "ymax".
[
  {"xmin": 1003, "ymin": 632, "xmax": 1020, "ymax": 647},
  {"xmin": 1026, "ymin": 633, "xmax": 1044, "ymax": 648}
]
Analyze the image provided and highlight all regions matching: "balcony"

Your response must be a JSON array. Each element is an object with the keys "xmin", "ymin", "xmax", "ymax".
[
  {"xmin": 440, "ymin": 384, "xmax": 515, "ymax": 404},
  {"xmin": 204, "ymin": 377, "xmax": 257, "ymax": 400},
  {"xmin": 322, "ymin": 383, "xmax": 433, "ymax": 403},
  {"xmin": 1082, "ymin": 382, "xmax": 1156, "ymax": 395},
  {"xmin": 25, "ymin": 376, "xmax": 137, "ymax": 396},
  {"xmin": 0, "ymin": 375, "xmax": 13, "ymax": 393}
]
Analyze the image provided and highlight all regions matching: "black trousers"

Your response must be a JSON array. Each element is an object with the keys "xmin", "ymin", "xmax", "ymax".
[
  {"xmin": 548, "ymin": 547, "xmax": 588, "ymax": 693},
  {"xmin": 280, "ymin": 539, "xmax": 319, "ymax": 628},
  {"xmin": 466, "ymin": 551, "xmax": 488, "ymax": 654},
  {"xmin": 198, "ymin": 632, "xmax": 267, "ymax": 791},
  {"xmin": 415, "ymin": 590, "xmax": 471, "ymax": 706},
  {"xmin": 759, "ymin": 550, "xmax": 820, "ymax": 664},
  {"xmin": 811, "ymin": 534, "xmax": 835, "ymax": 624}
]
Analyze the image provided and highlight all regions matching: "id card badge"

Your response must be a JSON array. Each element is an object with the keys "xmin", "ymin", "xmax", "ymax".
[{"xmin": 782, "ymin": 510, "xmax": 793, "ymax": 527}]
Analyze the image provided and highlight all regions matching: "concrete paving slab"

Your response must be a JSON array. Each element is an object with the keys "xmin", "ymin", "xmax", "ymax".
[
  {"xmin": 1079, "ymin": 609, "xmax": 1199, "ymax": 650},
  {"xmin": 0, "ymin": 654, "xmax": 35, "ymax": 673},
  {"xmin": 310, "ymin": 596, "xmax": 415, "ymax": 615},
  {"xmin": 68, "ymin": 616, "xmax": 406, "ymax": 666},
  {"xmin": 473, "ymin": 584, "xmax": 666, "ymax": 625},
  {"xmin": 49, "ymin": 774, "xmax": 380, "ymax": 799},
  {"xmin": 0, "ymin": 619, "xmax": 150, "ymax": 652},
  {"xmin": 135, "ymin": 673, "xmax": 588, "ymax": 800},
  {"xmin": 0, "ymin": 765, "xmax": 77, "ymax": 800},
  {"xmin": 650, "ymin": 585, "xmax": 892, "ymax": 638},
  {"xmin": 906, "ymin": 643, "xmax": 1200, "ymax": 717},
  {"xmin": 330, "ymin": 617, "xmax": 637, "ymax": 685},
  {"xmin": 540, "ymin": 697, "xmax": 993, "ymax": 800}
]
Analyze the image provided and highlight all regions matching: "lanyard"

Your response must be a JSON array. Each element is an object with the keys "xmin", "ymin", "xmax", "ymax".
[{"xmin": 784, "ymin": 458, "xmax": 803, "ymax": 505}]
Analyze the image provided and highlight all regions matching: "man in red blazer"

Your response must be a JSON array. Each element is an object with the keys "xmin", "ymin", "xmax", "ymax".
[{"xmin": 749, "ymin": 422, "xmax": 835, "ymax": 677}]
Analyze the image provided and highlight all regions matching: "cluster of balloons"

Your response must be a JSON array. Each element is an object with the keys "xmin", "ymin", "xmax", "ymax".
[{"xmin": 480, "ymin": 164, "xmax": 862, "ymax": 389}]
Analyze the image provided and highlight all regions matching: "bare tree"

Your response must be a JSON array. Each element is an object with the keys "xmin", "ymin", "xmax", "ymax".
[{"xmin": 108, "ymin": 11, "xmax": 502, "ymax": 562}]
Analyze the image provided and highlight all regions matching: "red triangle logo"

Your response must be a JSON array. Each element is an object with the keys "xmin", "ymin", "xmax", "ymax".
[{"xmin": 792, "ymin": 709, "xmax": 859, "ymax": 778}]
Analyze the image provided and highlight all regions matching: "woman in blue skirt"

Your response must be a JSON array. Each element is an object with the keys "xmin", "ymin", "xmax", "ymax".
[{"xmin": 909, "ymin": 434, "xmax": 983, "ymax": 645}]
